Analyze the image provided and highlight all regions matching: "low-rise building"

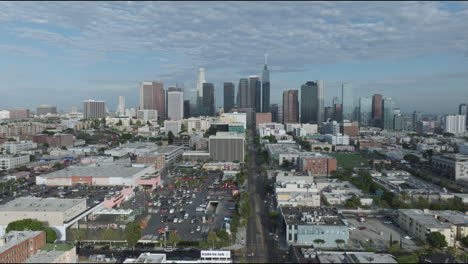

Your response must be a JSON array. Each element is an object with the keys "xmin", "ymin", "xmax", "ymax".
[
  {"xmin": 432, "ymin": 154, "xmax": 468, "ymax": 181},
  {"xmin": 0, "ymin": 198, "xmax": 87, "ymax": 241},
  {"xmin": 299, "ymin": 153, "xmax": 337, "ymax": 176},
  {"xmin": 276, "ymin": 176, "xmax": 320, "ymax": 207},
  {"xmin": 0, "ymin": 231, "xmax": 46, "ymax": 263},
  {"xmin": 32, "ymin": 134, "xmax": 74, "ymax": 148},
  {"xmin": 282, "ymin": 206, "xmax": 349, "ymax": 248},
  {"xmin": 135, "ymin": 153, "xmax": 166, "ymax": 169},
  {"xmin": 2, "ymin": 140, "xmax": 37, "ymax": 154},
  {"xmin": 397, "ymin": 209, "xmax": 468, "ymax": 247},
  {"xmin": 324, "ymin": 134, "xmax": 349, "ymax": 145},
  {"xmin": 209, "ymin": 132, "xmax": 245, "ymax": 162},
  {"xmin": 0, "ymin": 155, "xmax": 30, "ymax": 170},
  {"xmin": 24, "ymin": 243, "xmax": 77, "ymax": 263}
]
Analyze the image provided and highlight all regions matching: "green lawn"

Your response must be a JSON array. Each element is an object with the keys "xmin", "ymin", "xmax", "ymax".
[
  {"xmin": 42, "ymin": 243, "xmax": 75, "ymax": 251},
  {"xmin": 328, "ymin": 152, "xmax": 376, "ymax": 169}
]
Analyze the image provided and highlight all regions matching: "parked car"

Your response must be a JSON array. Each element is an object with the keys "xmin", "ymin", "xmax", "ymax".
[{"xmin": 359, "ymin": 227, "xmax": 367, "ymax": 230}]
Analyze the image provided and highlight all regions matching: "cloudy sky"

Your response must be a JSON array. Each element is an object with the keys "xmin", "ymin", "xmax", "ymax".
[{"xmin": 1, "ymin": 1, "xmax": 468, "ymax": 114}]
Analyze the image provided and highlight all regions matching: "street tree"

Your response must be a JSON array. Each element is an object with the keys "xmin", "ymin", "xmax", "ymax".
[
  {"xmin": 427, "ymin": 232, "xmax": 447, "ymax": 249},
  {"xmin": 125, "ymin": 222, "xmax": 142, "ymax": 249},
  {"xmin": 168, "ymin": 231, "xmax": 181, "ymax": 247},
  {"xmin": 207, "ymin": 231, "xmax": 219, "ymax": 249}
]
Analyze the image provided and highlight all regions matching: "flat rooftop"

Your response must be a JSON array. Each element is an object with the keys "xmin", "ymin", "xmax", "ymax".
[
  {"xmin": 0, "ymin": 197, "xmax": 85, "ymax": 212},
  {"xmin": 434, "ymin": 210, "xmax": 468, "ymax": 225},
  {"xmin": 281, "ymin": 206, "xmax": 345, "ymax": 226},
  {"xmin": 400, "ymin": 209, "xmax": 453, "ymax": 229},
  {"xmin": 0, "ymin": 231, "xmax": 43, "ymax": 254},
  {"xmin": 40, "ymin": 164, "xmax": 148, "ymax": 178}
]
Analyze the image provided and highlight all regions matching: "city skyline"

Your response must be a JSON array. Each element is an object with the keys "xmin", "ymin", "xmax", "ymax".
[{"xmin": 1, "ymin": 2, "xmax": 468, "ymax": 114}]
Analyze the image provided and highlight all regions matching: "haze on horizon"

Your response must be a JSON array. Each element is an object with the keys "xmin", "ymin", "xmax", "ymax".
[{"xmin": 0, "ymin": 1, "xmax": 467, "ymax": 114}]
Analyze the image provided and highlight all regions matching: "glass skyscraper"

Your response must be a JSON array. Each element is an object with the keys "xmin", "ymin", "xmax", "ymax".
[
  {"xmin": 300, "ymin": 80, "xmax": 324, "ymax": 124},
  {"xmin": 261, "ymin": 57, "xmax": 270, "ymax": 113},
  {"xmin": 238, "ymin": 78, "xmax": 249, "ymax": 109},
  {"xmin": 249, "ymin": 76, "xmax": 261, "ymax": 112},
  {"xmin": 223, "ymin": 82, "xmax": 235, "ymax": 113},
  {"xmin": 382, "ymin": 97, "xmax": 395, "ymax": 130},
  {"xmin": 359, "ymin": 97, "xmax": 372, "ymax": 126},
  {"xmin": 341, "ymin": 83, "xmax": 356, "ymax": 121}
]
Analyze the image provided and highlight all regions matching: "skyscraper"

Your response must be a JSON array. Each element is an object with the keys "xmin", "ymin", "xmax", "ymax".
[
  {"xmin": 117, "ymin": 96, "xmax": 125, "ymax": 116},
  {"xmin": 261, "ymin": 54, "xmax": 270, "ymax": 113},
  {"xmin": 341, "ymin": 83, "xmax": 355, "ymax": 121},
  {"xmin": 270, "ymin": 104, "xmax": 279, "ymax": 123},
  {"xmin": 332, "ymin": 97, "xmax": 342, "ymax": 122},
  {"xmin": 459, "ymin": 103, "xmax": 468, "ymax": 126},
  {"xmin": 382, "ymin": 97, "xmax": 395, "ymax": 130},
  {"xmin": 183, "ymin": 100, "xmax": 191, "ymax": 118},
  {"xmin": 223, "ymin": 82, "xmax": 235, "ymax": 113},
  {"xmin": 167, "ymin": 91, "xmax": 184, "ymax": 120},
  {"xmin": 300, "ymin": 81, "xmax": 324, "ymax": 124},
  {"xmin": 197, "ymin": 68, "xmax": 206, "ymax": 98},
  {"xmin": 83, "ymin": 100, "xmax": 106, "ymax": 119},
  {"xmin": 249, "ymin": 76, "xmax": 261, "ymax": 112},
  {"xmin": 283, "ymin": 90, "xmax": 299, "ymax": 124},
  {"xmin": 445, "ymin": 115, "xmax": 466, "ymax": 135},
  {"xmin": 202, "ymin": 83, "xmax": 215, "ymax": 116},
  {"xmin": 372, "ymin": 94, "xmax": 383, "ymax": 127},
  {"xmin": 412, "ymin": 111, "xmax": 422, "ymax": 131},
  {"xmin": 359, "ymin": 97, "xmax": 372, "ymax": 126},
  {"xmin": 36, "ymin": 105, "xmax": 57, "ymax": 116},
  {"xmin": 238, "ymin": 78, "xmax": 249, "ymax": 109},
  {"xmin": 139, "ymin": 81, "xmax": 165, "ymax": 120}
]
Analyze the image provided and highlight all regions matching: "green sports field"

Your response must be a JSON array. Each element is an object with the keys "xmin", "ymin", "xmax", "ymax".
[{"xmin": 328, "ymin": 152, "xmax": 377, "ymax": 169}]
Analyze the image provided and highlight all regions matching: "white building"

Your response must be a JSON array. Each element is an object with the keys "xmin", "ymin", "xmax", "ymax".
[
  {"xmin": 324, "ymin": 134, "xmax": 350, "ymax": 145},
  {"xmin": 2, "ymin": 141, "xmax": 37, "ymax": 154},
  {"xmin": 185, "ymin": 117, "xmax": 210, "ymax": 132},
  {"xmin": 275, "ymin": 176, "xmax": 320, "ymax": 207},
  {"xmin": 83, "ymin": 100, "xmax": 106, "ymax": 119},
  {"xmin": 445, "ymin": 115, "xmax": 466, "ymax": 135},
  {"xmin": 302, "ymin": 124, "xmax": 318, "ymax": 135},
  {"xmin": 219, "ymin": 112, "xmax": 247, "ymax": 129},
  {"xmin": 117, "ymin": 96, "xmax": 126, "ymax": 116},
  {"xmin": 0, "ymin": 155, "xmax": 30, "ymax": 170},
  {"xmin": 164, "ymin": 120, "xmax": 182, "ymax": 135},
  {"xmin": 137, "ymin": 110, "xmax": 158, "ymax": 122},
  {"xmin": 167, "ymin": 91, "xmax": 184, "ymax": 120},
  {"xmin": 0, "ymin": 110, "xmax": 10, "ymax": 120}
]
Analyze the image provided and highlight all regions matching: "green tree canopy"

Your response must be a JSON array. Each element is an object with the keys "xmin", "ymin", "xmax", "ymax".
[
  {"xmin": 124, "ymin": 222, "xmax": 142, "ymax": 248},
  {"xmin": 6, "ymin": 219, "xmax": 57, "ymax": 243},
  {"xmin": 167, "ymin": 131, "xmax": 175, "ymax": 144},
  {"xmin": 168, "ymin": 231, "xmax": 181, "ymax": 247},
  {"xmin": 427, "ymin": 232, "xmax": 447, "ymax": 249},
  {"xmin": 207, "ymin": 231, "xmax": 219, "ymax": 248}
]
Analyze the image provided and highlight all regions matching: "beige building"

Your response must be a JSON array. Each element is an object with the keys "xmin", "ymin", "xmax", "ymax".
[
  {"xmin": 0, "ymin": 198, "xmax": 87, "ymax": 241},
  {"xmin": 25, "ymin": 244, "xmax": 77, "ymax": 263},
  {"xmin": 397, "ymin": 209, "xmax": 468, "ymax": 247}
]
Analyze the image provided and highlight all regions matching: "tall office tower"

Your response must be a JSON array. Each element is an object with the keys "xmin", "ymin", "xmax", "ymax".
[
  {"xmin": 238, "ymin": 78, "xmax": 249, "ymax": 108},
  {"xmin": 372, "ymin": 94, "xmax": 383, "ymax": 127},
  {"xmin": 261, "ymin": 54, "xmax": 270, "ymax": 112},
  {"xmin": 332, "ymin": 97, "xmax": 342, "ymax": 122},
  {"xmin": 249, "ymin": 76, "xmax": 261, "ymax": 111},
  {"xmin": 270, "ymin": 104, "xmax": 279, "ymax": 122},
  {"xmin": 83, "ymin": 99, "xmax": 106, "ymax": 119},
  {"xmin": 382, "ymin": 97, "xmax": 395, "ymax": 130},
  {"xmin": 139, "ymin": 81, "xmax": 165, "ymax": 120},
  {"xmin": 283, "ymin": 90, "xmax": 299, "ymax": 124},
  {"xmin": 117, "ymin": 96, "xmax": 125, "ymax": 116},
  {"xmin": 459, "ymin": 103, "xmax": 468, "ymax": 126},
  {"xmin": 342, "ymin": 83, "xmax": 356, "ymax": 121},
  {"xmin": 445, "ymin": 115, "xmax": 466, "ymax": 135},
  {"xmin": 202, "ymin": 83, "xmax": 215, "ymax": 116},
  {"xmin": 358, "ymin": 97, "xmax": 372, "ymax": 126},
  {"xmin": 167, "ymin": 91, "xmax": 184, "ymax": 120},
  {"xmin": 324, "ymin": 107, "xmax": 334, "ymax": 121},
  {"xmin": 223, "ymin": 82, "xmax": 235, "ymax": 113},
  {"xmin": 394, "ymin": 114, "xmax": 403, "ymax": 131},
  {"xmin": 36, "ymin": 105, "xmax": 57, "ymax": 116},
  {"xmin": 300, "ymin": 81, "xmax": 324, "ymax": 124},
  {"xmin": 412, "ymin": 111, "xmax": 422, "ymax": 131},
  {"xmin": 183, "ymin": 100, "xmax": 191, "ymax": 119},
  {"xmin": 197, "ymin": 68, "xmax": 206, "ymax": 98}
]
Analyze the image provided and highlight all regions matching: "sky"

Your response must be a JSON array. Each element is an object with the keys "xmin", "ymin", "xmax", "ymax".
[{"xmin": 0, "ymin": 1, "xmax": 468, "ymax": 114}]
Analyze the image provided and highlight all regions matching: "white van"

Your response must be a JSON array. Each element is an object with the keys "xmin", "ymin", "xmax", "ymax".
[{"xmin": 184, "ymin": 213, "xmax": 189, "ymax": 220}]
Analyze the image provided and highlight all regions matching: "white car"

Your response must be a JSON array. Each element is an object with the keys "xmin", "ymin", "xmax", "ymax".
[
  {"xmin": 196, "ymin": 226, "xmax": 201, "ymax": 232},
  {"xmin": 404, "ymin": 236, "xmax": 412, "ymax": 240},
  {"xmin": 173, "ymin": 218, "xmax": 178, "ymax": 223},
  {"xmin": 348, "ymin": 226, "xmax": 356, "ymax": 230}
]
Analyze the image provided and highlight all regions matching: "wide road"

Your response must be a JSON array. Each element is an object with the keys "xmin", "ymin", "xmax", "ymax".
[{"xmin": 245, "ymin": 130, "xmax": 276, "ymax": 263}]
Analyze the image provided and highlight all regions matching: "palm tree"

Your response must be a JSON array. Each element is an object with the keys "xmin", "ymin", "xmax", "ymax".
[
  {"xmin": 313, "ymin": 239, "xmax": 326, "ymax": 247},
  {"xmin": 335, "ymin": 239, "xmax": 345, "ymax": 249}
]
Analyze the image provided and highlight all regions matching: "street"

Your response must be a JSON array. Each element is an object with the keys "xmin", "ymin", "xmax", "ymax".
[{"xmin": 245, "ymin": 130, "xmax": 277, "ymax": 263}]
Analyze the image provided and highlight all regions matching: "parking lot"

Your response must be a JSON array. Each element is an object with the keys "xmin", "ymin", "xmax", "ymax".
[
  {"xmin": 347, "ymin": 217, "xmax": 421, "ymax": 251},
  {"xmin": 0, "ymin": 182, "xmax": 122, "ymax": 209},
  {"xmin": 142, "ymin": 167, "xmax": 237, "ymax": 241}
]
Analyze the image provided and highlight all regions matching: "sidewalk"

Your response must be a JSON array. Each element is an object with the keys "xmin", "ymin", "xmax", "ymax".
[{"xmin": 224, "ymin": 226, "xmax": 246, "ymax": 250}]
